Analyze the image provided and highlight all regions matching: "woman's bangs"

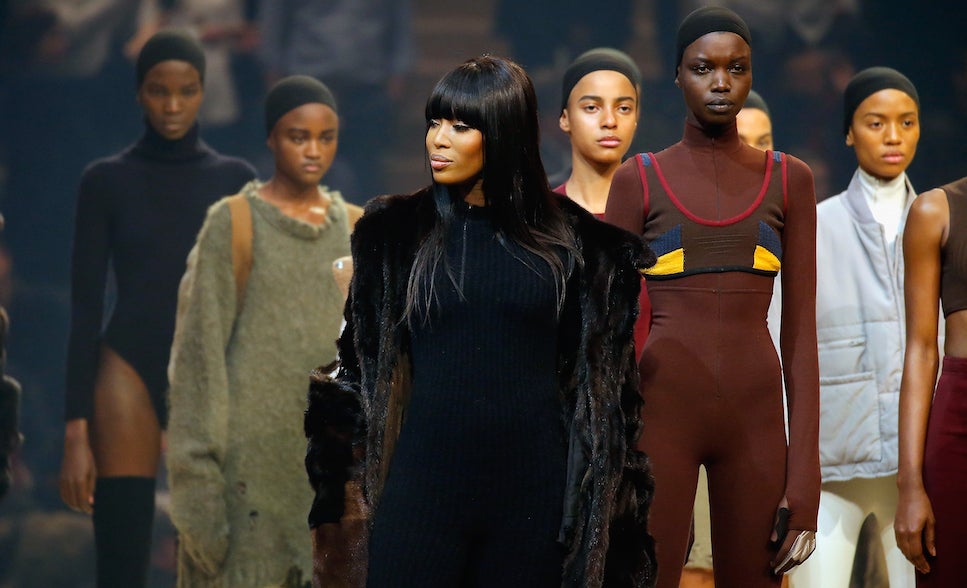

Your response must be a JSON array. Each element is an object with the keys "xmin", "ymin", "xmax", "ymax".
[{"xmin": 425, "ymin": 70, "xmax": 486, "ymax": 130}]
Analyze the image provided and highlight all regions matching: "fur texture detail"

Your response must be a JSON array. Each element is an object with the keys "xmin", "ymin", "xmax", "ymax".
[{"xmin": 304, "ymin": 370, "xmax": 362, "ymax": 526}]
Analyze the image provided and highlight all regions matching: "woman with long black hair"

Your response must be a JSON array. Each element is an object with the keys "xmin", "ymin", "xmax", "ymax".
[{"xmin": 304, "ymin": 55, "xmax": 656, "ymax": 587}]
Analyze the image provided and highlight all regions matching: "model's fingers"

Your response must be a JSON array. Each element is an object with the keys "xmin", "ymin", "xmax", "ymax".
[
  {"xmin": 903, "ymin": 535, "xmax": 929, "ymax": 575},
  {"xmin": 64, "ymin": 478, "xmax": 87, "ymax": 513},
  {"xmin": 924, "ymin": 517, "xmax": 936, "ymax": 557},
  {"xmin": 58, "ymin": 476, "xmax": 76, "ymax": 510},
  {"xmin": 897, "ymin": 521, "xmax": 932, "ymax": 575},
  {"xmin": 81, "ymin": 472, "xmax": 96, "ymax": 513}
]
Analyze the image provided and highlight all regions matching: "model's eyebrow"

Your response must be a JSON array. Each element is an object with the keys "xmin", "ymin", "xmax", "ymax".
[
  {"xmin": 861, "ymin": 111, "xmax": 918, "ymax": 118},
  {"xmin": 576, "ymin": 95, "xmax": 636, "ymax": 102}
]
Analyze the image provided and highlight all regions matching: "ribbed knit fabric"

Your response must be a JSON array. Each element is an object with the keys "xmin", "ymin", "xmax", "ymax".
[
  {"xmin": 367, "ymin": 203, "xmax": 568, "ymax": 586},
  {"xmin": 166, "ymin": 180, "xmax": 349, "ymax": 587}
]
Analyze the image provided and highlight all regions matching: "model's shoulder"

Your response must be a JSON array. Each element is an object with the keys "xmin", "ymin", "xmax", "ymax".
[
  {"xmin": 202, "ymin": 182, "xmax": 257, "ymax": 232},
  {"xmin": 777, "ymin": 151, "xmax": 813, "ymax": 177},
  {"xmin": 76, "ymin": 148, "xmax": 141, "ymax": 200},
  {"xmin": 80, "ymin": 147, "xmax": 137, "ymax": 180},
  {"xmin": 910, "ymin": 187, "xmax": 949, "ymax": 221},
  {"xmin": 205, "ymin": 151, "xmax": 258, "ymax": 180}
]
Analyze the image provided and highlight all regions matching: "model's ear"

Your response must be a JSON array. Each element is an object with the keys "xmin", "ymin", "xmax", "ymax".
[
  {"xmin": 674, "ymin": 66, "xmax": 681, "ymax": 88},
  {"xmin": 559, "ymin": 109, "xmax": 571, "ymax": 134},
  {"xmin": 845, "ymin": 127, "xmax": 855, "ymax": 147}
]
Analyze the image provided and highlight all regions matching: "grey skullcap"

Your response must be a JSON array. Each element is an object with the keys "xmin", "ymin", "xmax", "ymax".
[
  {"xmin": 743, "ymin": 89, "xmax": 770, "ymax": 117},
  {"xmin": 676, "ymin": 6, "xmax": 751, "ymax": 71},
  {"xmin": 136, "ymin": 29, "xmax": 205, "ymax": 87},
  {"xmin": 265, "ymin": 75, "xmax": 338, "ymax": 135},
  {"xmin": 561, "ymin": 47, "xmax": 642, "ymax": 111},
  {"xmin": 843, "ymin": 67, "xmax": 919, "ymax": 135}
]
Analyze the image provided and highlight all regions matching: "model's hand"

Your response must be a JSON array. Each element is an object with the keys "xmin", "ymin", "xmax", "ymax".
[
  {"xmin": 771, "ymin": 529, "xmax": 815, "ymax": 574},
  {"xmin": 769, "ymin": 496, "xmax": 816, "ymax": 574},
  {"xmin": 895, "ymin": 486, "xmax": 936, "ymax": 574},
  {"xmin": 59, "ymin": 419, "xmax": 95, "ymax": 513}
]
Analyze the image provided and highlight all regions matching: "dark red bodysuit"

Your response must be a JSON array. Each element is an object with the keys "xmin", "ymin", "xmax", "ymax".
[{"xmin": 606, "ymin": 120, "xmax": 820, "ymax": 587}]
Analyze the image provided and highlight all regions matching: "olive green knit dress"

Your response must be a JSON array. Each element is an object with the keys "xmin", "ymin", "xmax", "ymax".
[{"xmin": 167, "ymin": 180, "xmax": 350, "ymax": 587}]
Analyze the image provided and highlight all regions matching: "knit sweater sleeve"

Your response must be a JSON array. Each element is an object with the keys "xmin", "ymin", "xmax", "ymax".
[
  {"xmin": 65, "ymin": 164, "xmax": 112, "ymax": 421},
  {"xmin": 778, "ymin": 156, "xmax": 821, "ymax": 532},
  {"xmin": 166, "ymin": 201, "xmax": 237, "ymax": 575}
]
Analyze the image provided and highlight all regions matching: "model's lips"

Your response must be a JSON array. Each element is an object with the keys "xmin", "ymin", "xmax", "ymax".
[
  {"xmin": 598, "ymin": 136, "xmax": 622, "ymax": 148},
  {"xmin": 429, "ymin": 154, "xmax": 451, "ymax": 171},
  {"xmin": 882, "ymin": 152, "xmax": 906, "ymax": 164},
  {"xmin": 706, "ymin": 100, "xmax": 733, "ymax": 113},
  {"xmin": 303, "ymin": 163, "xmax": 321, "ymax": 173}
]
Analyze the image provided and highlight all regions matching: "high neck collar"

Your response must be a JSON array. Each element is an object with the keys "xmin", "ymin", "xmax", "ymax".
[
  {"xmin": 857, "ymin": 167, "xmax": 907, "ymax": 200},
  {"xmin": 132, "ymin": 121, "xmax": 208, "ymax": 162},
  {"xmin": 680, "ymin": 118, "xmax": 743, "ymax": 154}
]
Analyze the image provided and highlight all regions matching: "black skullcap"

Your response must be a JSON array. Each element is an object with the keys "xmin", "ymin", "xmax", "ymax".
[
  {"xmin": 743, "ymin": 89, "xmax": 770, "ymax": 117},
  {"xmin": 561, "ymin": 47, "xmax": 642, "ymax": 111},
  {"xmin": 676, "ymin": 6, "xmax": 752, "ymax": 71},
  {"xmin": 264, "ymin": 75, "xmax": 338, "ymax": 135},
  {"xmin": 136, "ymin": 29, "xmax": 205, "ymax": 87},
  {"xmin": 842, "ymin": 66, "xmax": 919, "ymax": 135}
]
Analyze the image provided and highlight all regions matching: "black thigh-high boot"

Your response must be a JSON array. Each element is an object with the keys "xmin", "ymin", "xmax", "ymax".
[{"xmin": 93, "ymin": 476, "xmax": 156, "ymax": 588}]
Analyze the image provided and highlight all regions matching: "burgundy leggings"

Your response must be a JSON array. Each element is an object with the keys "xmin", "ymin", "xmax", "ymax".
[
  {"xmin": 920, "ymin": 356, "xmax": 967, "ymax": 587},
  {"xmin": 640, "ymin": 274, "xmax": 786, "ymax": 588}
]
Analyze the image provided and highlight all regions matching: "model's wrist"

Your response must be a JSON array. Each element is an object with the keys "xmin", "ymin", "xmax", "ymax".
[
  {"xmin": 896, "ymin": 472, "xmax": 925, "ymax": 494},
  {"xmin": 64, "ymin": 418, "xmax": 89, "ymax": 444}
]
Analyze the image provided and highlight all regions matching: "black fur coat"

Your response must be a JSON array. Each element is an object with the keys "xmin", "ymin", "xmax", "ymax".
[{"xmin": 305, "ymin": 188, "xmax": 657, "ymax": 587}]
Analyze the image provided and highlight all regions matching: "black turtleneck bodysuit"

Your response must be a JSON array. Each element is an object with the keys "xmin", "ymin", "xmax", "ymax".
[{"xmin": 65, "ymin": 124, "xmax": 256, "ymax": 426}]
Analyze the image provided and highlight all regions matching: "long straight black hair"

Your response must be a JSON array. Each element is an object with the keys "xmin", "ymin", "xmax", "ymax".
[{"xmin": 405, "ymin": 55, "xmax": 579, "ymax": 325}]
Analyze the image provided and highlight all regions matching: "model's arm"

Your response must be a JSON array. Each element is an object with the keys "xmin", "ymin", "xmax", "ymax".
[
  {"xmin": 774, "ymin": 157, "xmax": 821, "ymax": 569},
  {"xmin": 895, "ymin": 188, "xmax": 946, "ymax": 575},
  {"xmin": 166, "ymin": 204, "xmax": 237, "ymax": 576},
  {"xmin": 604, "ymin": 157, "xmax": 646, "ymax": 235},
  {"xmin": 60, "ymin": 166, "xmax": 112, "ymax": 513}
]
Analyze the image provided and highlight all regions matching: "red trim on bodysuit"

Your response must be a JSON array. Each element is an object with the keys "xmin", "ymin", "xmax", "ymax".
[
  {"xmin": 648, "ymin": 151, "xmax": 774, "ymax": 227},
  {"xmin": 636, "ymin": 154, "xmax": 650, "ymax": 215}
]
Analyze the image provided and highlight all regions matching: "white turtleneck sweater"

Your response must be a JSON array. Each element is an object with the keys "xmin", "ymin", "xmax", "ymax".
[{"xmin": 857, "ymin": 168, "xmax": 908, "ymax": 244}]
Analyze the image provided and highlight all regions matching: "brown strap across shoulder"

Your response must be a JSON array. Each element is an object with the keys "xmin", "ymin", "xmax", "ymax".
[{"xmin": 226, "ymin": 193, "xmax": 253, "ymax": 311}]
